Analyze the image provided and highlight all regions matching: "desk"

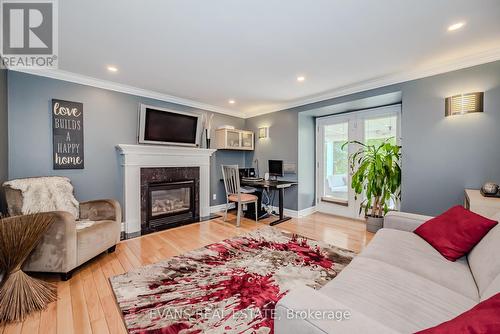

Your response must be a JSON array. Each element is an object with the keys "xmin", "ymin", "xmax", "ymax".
[{"xmin": 240, "ymin": 179, "xmax": 297, "ymax": 226}]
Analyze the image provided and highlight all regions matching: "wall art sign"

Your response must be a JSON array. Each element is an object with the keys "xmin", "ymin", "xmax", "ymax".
[{"xmin": 52, "ymin": 99, "xmax": 84, "ymax": 169}]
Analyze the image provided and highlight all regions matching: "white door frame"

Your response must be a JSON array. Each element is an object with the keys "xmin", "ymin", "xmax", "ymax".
[{"xmin": 315, "ymin": 105, "xmax": 402, "ymax": 219}]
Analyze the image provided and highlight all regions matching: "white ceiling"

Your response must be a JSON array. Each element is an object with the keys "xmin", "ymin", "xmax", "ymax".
[{"xmin": 51, "ymin": 0, "xmax": 500, "ymax": 117}]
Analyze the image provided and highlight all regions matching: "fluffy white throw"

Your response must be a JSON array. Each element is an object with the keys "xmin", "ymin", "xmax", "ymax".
[{"xmin": 5, "ymin": 176, "xmax": 80, "ymax": 219}]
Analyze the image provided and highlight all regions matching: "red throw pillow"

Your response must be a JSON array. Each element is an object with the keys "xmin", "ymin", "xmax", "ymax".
[
  {"xmin": 414, "ymin": 206, "xmax": 498, "ymax": 261},
  {"xmin": 415, "ymin": 293, "xmax": 500, "ymax": 333}
]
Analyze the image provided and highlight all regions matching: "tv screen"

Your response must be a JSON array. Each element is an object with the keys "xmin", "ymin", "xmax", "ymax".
[{"xmin": 142, "ymin": 107, "xmax": 199, "ymax": 145}]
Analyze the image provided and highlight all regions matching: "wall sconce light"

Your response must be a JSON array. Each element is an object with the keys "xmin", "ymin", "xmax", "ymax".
[
  {"xmin": 445, "ymin": 92, "xmax": 484, "ymax": 117},
  {"xmin": 258, "ymin": 127, "xmax": 269, "ymax": 139}
]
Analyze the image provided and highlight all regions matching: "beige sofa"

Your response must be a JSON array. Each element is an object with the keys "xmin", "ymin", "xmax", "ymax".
[
  {"xmin": 3, "ymin": 180, "xmax": 121, "ymax": 281},
  {"xmin": 275, "ymin": 211, "xmax": 500, "ymax": 333}
]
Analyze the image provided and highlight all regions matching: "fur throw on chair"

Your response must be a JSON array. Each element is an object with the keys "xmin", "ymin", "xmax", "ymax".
[{"xmin": 4, "ymin": 176, "xmax": 79, "ymax": 219}]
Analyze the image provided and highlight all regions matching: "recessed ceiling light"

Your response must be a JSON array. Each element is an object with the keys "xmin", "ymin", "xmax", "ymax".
[
  {"xmin": 107, "ymin": 65, "xmax": 118, "ymax": 72},
  {"xmin": 448, "ymin": 22, "xmax": 465, "ymax": 32},
  {"xmin": 228, "ymin": 99, "xmax": 236, "ymax": 104},
  {"xmin": 297, "ymin": 76, "xmax": 305, "ymax": 82}
]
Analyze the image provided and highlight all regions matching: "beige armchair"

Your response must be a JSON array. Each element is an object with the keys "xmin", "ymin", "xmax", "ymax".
[{"xmin": 3, "ymin": 178, "xmax": 121, "ymax": 281}]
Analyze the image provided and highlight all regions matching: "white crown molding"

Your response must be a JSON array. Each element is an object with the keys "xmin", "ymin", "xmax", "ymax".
[
  {"xmin": 244, "ymin": 46, "xmax": 500, "ymax": 118},
  {"xmin": 11, "ymin": 68, "xmax": 247, "ymax": 118},
  {"xmin": 11, "ymin": 46, "xmax": 500, "ymax": 119}
]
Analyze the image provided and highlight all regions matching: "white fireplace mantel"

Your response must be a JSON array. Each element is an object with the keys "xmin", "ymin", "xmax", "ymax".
[{"xmin": 116, "ymin": 144, "xmax": 216, "ymax": 235}]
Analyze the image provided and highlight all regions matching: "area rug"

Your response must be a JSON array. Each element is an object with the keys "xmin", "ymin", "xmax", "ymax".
[{"xmin": 110, "ymin": 227, "xmax": 356, "ymax": 334}]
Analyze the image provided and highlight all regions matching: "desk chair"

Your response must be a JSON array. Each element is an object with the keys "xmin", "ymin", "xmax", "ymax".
[{"xmin": 221, "ymin": 165, "xmax": 258, "ymax": 227}]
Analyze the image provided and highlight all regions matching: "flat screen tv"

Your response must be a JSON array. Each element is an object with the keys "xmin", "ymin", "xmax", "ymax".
[{"xmin": 138, "ymin": 104, "xmax": 202, "ymax": 147}]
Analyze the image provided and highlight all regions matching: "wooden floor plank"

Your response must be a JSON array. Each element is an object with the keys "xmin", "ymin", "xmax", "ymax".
[
  {"xmin": 20, "ymin": 311, "xmax": 40, "ymax": 334},
  {"xmin": 117, "ymin": 243, "xmax": 142, "ymax": 269},
  {"xmin": 2, "ymin": 321, "xmax": 22, "ymax": 334},
  {"xmin": 90, "ymin": 317, "xmax": 110, "ymax": 334},
  {"xmin": 56, "ymin": 281, "xmax": 74, "ymax": 334},
  {"xmin": 38, "ymin": 298, "xmax": 56, "ymax": 334},
  {"xmin": 108, "ymin": 254, "xmax": 126, "ymax": 276},
  {"xmin": 91, "ymin": 259, "xmax": 127, "ymax": 334},
  {"xmin": 114, "ymin": 246, "xmax": 134, "ymax": 272},
  {"xmin": 80, "ymin": 267, "xmax": 105, "ymax": 323},
  {"xmin": 70, "ymin": 273, "xmax": 92, "ymax": 334}
]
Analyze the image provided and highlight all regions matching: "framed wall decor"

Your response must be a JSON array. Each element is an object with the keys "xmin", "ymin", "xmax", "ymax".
[{"xmin": 52, "ymin": 99, "xmax": 84, "ymax": 169}]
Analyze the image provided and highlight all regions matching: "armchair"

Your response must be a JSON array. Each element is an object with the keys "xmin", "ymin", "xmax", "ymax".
[{"xmin": 3, "ymin": 177, "xmax": 121, "ymax": 280}]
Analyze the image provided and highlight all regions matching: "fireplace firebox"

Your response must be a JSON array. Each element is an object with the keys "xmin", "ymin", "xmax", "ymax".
[
  {"xmin": 148, "ymin": 180, "xmax": 195, "ymax": 228},
  {"xmin": 141, "ymin": 167, "xmax": 200, "ymax": 234}
]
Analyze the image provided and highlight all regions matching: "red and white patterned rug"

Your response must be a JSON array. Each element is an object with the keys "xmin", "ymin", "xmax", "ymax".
[{"xmin": 110, "ymin": 227, "xmax": 355, "ymax": 334}]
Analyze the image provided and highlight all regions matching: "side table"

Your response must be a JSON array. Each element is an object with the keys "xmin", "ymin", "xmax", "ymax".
[{"xmin": 464, "ymin": 189, "xmax": 500, "ymax": 219}]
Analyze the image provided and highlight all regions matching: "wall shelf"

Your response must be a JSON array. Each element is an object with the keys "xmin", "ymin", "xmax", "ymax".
[{"xmin": 214, "ymin": 128, "xmax": 254, "ymax": 151}]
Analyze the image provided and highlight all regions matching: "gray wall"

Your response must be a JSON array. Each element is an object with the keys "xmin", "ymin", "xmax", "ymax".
[
  {"xmin": 297, "ymin": 113, "xmax": 315, "ymax": 210},
  {"xmin": 255, "ymin": 60, "xmax": 500, "ymax": 216},
  {"xmin": 0, "ymin": 69, "xmax": 7, "ymax": 215},
  {"xmin": 245, "ymin": 109, "xmax": 299, "ymax": 210},
  {"xmin": 6, "ymin": 60, "xmax": 500, "ymax": 216},
  {"xmin": 7, "ymin": 71, "xmax": 245, "ymax": 208},
  {"xmin": 400, "ymin": 62, "xmax": 500, "ymax": 215}
]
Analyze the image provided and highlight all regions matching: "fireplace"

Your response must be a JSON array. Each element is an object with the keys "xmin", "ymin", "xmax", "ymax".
[
  {"xmin": 117, "ymin": 144, "xmax": 216, "ymax": 238},
  {"xmin": 141, "ymin": 167, "xmax": 200, "ymax": 234},
  {"xmin": 149, "ymin": 180, "xmax": 195, "ymax": 225}
]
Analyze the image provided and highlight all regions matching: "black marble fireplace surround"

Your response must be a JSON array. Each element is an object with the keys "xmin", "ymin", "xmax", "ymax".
[{"xmin": 140, "ymin": 167, "xmax": 200, "ymax": 234}]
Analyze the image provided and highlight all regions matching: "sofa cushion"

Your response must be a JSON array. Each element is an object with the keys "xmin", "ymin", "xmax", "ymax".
[
  {"xmin": 468, "ymin": 221, "xmax": 500, "ymax": 298},
  {"xmin": 483, "ymin": 275, "xmax": 500, "ymax": 301},
  {"xmin": 360, "ymin": 228, "xmax": 479, "ymax": 300},
  {"xmin": 276, "ymin": 285, "xmax": 399, "ymax": 334},
  {"xmin": 414, "ymin": 206, "xmax": 497, "ymax": 261},
  {"xmin": 415, "ymin": 293, "xmax": 500, "ymax": 334},
  {"xmin": 383, "ymin": 211, "xmax": 433, "ymax": 232},
  {"xmin": 319, "ymin": 256, "xmax": 477, "ymax": 333}
]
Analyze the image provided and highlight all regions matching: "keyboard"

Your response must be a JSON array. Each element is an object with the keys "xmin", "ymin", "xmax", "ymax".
[{"xmin": 242, "ymin": 177, "xmax": 263, "ymax": 182}]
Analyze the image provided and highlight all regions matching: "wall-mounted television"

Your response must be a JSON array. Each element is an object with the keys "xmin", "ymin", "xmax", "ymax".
[{"xmin": 138, "ymin": 104, "xmax": 202, "ymax": 147}]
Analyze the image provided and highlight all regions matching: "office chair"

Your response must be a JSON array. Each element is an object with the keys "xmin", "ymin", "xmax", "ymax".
[{"xmin": 221, "ymin": 165, "xmax": 258, "ymax": 227}]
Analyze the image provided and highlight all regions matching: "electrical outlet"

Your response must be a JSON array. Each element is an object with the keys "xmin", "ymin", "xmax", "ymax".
[{"xmin": 213, "ymin": 194, "xmax": 217, "ymax": 200}]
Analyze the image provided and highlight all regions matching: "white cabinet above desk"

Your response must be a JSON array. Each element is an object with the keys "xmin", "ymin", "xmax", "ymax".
[{"xmin": 214, "ymin": 128, "xmax": 254, "ymax": 151}]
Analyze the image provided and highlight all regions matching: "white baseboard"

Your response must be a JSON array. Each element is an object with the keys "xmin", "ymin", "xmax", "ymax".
[
  {"xmin": 298, "ymin": 206, "xmax": 317, "ymax": 217},
  {"xmin": 270, "ymin": 205, "xmax": 317, "ymax": 218},
  {"xmin": 122, "ymin": 203, "xmax": 240, "ymax": 233},
  {"xmin": 123, "ymin": 205, "xmax": 316, "ymax": 230},
  {"xmin": 210, "ymin": 204, "xmax": 316, "ymax": 218},
  {"xmin": 210, "ymin": 203, "xmax": 235, "ymax": 214},
  {"xmin": 122, "ymin": 203, "xmax": 236, "ymax": 231}
]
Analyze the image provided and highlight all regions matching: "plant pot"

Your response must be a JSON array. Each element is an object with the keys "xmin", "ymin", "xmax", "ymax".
[{"xmin": 366, "ymin": 215, "xmax": 384, "ymax": 233}]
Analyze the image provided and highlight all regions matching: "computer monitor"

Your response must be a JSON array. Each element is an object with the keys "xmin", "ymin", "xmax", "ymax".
[{"xmin": 268, "ymin": 160, "xmax": 284, "ymax": 177}]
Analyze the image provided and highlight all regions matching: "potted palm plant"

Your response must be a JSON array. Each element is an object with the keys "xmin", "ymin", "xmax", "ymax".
[{"xmin": 343, "ymin": 139, "xmax": 401, "ymax": 233}]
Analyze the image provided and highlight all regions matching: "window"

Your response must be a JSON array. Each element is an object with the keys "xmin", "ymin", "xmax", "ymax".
[
  {"xmin": 323, "ymin": 122, "xmax": 349, "ymax": 202},
  {"xmin": 316, "ymin": 105, "xmax": 401, "ymax": 218}
]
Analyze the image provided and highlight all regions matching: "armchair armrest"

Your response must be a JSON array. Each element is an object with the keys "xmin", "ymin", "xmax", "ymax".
[
  {"xmin": 383, "ymin": 211, "xmax": 433, "ymax": 232},
  {"xmin": 79, "ymin": 199, "xmax": 122, "ymax": 222},
  {"xmin": 23, "ymin": 211, "xmax": 77, "ymax": 274}
]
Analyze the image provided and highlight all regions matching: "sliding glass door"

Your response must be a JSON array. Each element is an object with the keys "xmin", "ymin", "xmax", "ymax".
[{"xmin": 316, "ymin": 105, "xmax": 401, "ymax": 218}]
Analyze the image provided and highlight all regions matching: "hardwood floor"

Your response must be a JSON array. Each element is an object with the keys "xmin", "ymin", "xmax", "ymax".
[{"xmin": 0, "ymin": 212, "xmax": 373, "ymax": 334}]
